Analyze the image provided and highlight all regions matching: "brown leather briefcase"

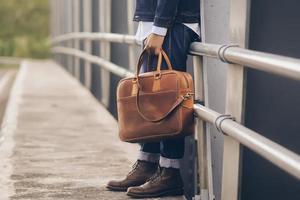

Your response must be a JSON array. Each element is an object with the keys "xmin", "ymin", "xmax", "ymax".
[{"xmin": 116, "ymin": 49, "xmax": 195, "ymax": 143}]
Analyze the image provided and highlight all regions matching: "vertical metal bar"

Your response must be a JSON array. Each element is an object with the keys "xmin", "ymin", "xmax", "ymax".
[
  {"xmin": 67, "ymin": 0, "xmax": 73, "ymax": 73},
  {"xmin": 99, "ymin": 0, "xmax": 111, "ymax": 107},
  {"xmin": 50, "ymin": 0, "xmax": 55, "ymax": 61},
  {"xmin": 194, "ymin": 56, "xmax": 214, "ymax": 200},
  {"xmin": 127, "ymin": 0, "xmax": 136, "ymax": 71},
  {"xmin": 221, "ymin": 0, "xmax": 249, "ymax": 200},
  {"xmin": 55, "ymin": 0, "xmax": 59, "ymax": 63},
  {"xmin": 69, "ymin": 0, "xmax": 74, "ymax": 75},
  {"xmin": 62, "ymin": 0, "xmax": 66, "ymax": 68},
  {"xmin": 58, "ymin": 0, "xmax": 63, "ymax": 65},
  {"xmin": 63, "ymin": 0, "xmax": 68, "ymax": 67},
  {"xmin": 50, "ymin": 0, "xmax": 54, "ymax": 39},
  {"xmin": 194, "ymin": 1, "xmax": 215, "ymax": 200},
  {"xmin": 83, "ymin": 0, "xmax": 92, "ymax": 90},
  {"xmin": 64, "ymin": 0, "xmax": 69, "ymax": 71},
  {"xmin": 73, "ymin": 0, "xmax": 81, "ymax": 80},
  {"xmin": 193, "ymin": 56, "xmax": 206, "ymax": 198}
]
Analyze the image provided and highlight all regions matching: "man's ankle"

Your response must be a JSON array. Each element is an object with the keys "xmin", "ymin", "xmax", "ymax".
[
  {"xmin": 138, "ymin": 151, "xmax": 160, "ymax": 163},
  {"xmin": 159, "ymin": 156, "xmax": 181, "ymax": 169}
]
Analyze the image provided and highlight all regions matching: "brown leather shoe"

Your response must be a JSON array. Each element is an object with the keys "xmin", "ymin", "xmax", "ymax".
[
  {"xmin": 106, "ymin": 160, "xmax": 158, "ymax": 191},
  {"xmin": 126, "ymin": 167, "xmax": 184, "ymax": 198}
]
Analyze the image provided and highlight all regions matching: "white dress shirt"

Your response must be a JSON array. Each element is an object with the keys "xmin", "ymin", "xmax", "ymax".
[{"xmin": 135, "ymin": 22, "xmax": 200, "ymax": 42}]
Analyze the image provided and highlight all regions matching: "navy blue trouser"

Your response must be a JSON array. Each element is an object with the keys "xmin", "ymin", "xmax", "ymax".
[{"xmin": 140, "ymin": 23, "xmax": 199, "ymax": 159}]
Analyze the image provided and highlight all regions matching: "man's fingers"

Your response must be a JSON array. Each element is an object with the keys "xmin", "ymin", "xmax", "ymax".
[
  {"xmin": 145, "ymin": 45, "xmax": 153, "ymax": 54},
  {"xmin": 143, "ymin": 38, "xmax": 148, "ymax": 46},
  {"xmin": 154, "ymin": 48, "xmax": 161, "ymax": 55},
  {"xmin": 145, "ymin": 45, "xmax": 161, "ymax": 55}
]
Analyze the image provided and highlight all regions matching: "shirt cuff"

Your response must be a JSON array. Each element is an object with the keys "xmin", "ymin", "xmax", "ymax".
[{"xmin": 151, "ymin": 25, "xmax": 168, "ymax": 36}]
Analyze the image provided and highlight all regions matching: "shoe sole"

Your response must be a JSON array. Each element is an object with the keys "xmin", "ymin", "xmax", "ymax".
[
  {"xmin": 127, "ymin": 187, "xmax": 184, "ymax": 198},
  {"xmin": 106, "ymin": 185, "xmax": 128, "ymax": 192}
]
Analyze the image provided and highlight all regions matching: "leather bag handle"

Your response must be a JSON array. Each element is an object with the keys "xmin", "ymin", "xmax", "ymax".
[
  {"xmin": 135, "ymin": 48, "xmax": 172, "ymax": 77},
  {"xmin": 134, "ymin": 48, "xmax": 172, "ymax": 90},
  {"xmin": 134, "ymin": 48, "xmax": 182, "ymax": 122}
]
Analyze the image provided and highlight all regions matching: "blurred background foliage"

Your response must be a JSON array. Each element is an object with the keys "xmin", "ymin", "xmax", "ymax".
[{"xmin": 0, "ymin": 0, "xmax": 50, "ymax": 58}]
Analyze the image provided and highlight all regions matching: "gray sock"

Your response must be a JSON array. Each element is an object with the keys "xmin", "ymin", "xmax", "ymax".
[
  {"xmin": 159, "ymin": 156, "xmax": 180, "ymax": 169},
  {"xmin": 138, "ymin": 151, "xmax": 160, "ymax": 163}
]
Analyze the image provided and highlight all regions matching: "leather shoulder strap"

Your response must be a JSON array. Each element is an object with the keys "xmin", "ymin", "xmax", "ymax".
[{"xmin": 136, "ymin": 88, "xmax": 185, "ymax": 123}]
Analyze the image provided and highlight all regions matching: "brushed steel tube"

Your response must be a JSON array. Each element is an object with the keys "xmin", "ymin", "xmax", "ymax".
[
  {"xmin": 51, "ymin": 32, "xmax": 138, "ymax": 45},
  {"xmin": 190, "ymin": 42, "xmax": 300, "ymax": 81},
  {"xmin": 194, "ymin": 104, "xmax": 300, "ymax": 180},
  {"xmin": 53, "ymin": 33, "xmax": 300, "ymax": 81},
  {"xmin": 52, "ymin": 46, "xmax": 134, "ymax": 78}
]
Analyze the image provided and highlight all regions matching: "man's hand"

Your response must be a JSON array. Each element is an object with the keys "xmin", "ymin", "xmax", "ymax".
[{"xmin": 145, "ymin": 33, "xmax": 165, "ymax": 55}]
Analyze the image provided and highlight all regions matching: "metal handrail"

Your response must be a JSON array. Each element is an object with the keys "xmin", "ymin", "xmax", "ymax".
[
  {"xmin": 52, "ymin": 46, "xmax": 134, "ymax": 78},
  {"xmin": 51, "ymin": 32, "xmax": 300, "ymax": 180},
  {"xmin": 189, "ymin": 43, "xmax": 300, "ymax": 81},
  {"xmin": 51, "ymin": 32, "xmax": 138, "ymax": 45},
  {"xmin": 194, "ymin": 104, "xmax": 300, "ymax": 179},
  {"xmin": 51, "ymin": 32, "xmax": 300, "ymax": 81}
]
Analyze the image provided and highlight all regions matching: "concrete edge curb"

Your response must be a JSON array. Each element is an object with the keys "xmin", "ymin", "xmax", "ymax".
[
  {"xmin": 0, "ymin": 60, "xmax": 28, "ymax": 199},
  {"xmin": 0, "ymin": 71, "xmax": 15, "ymax": 92},
  {"xmin": 0, "ymin": 70, "xmax": 17, "ymax": 130}
]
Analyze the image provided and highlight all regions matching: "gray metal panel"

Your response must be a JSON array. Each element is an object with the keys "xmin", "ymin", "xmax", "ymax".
[
  {"xmin": 201, "ymin": 0, "xmax": 230, "ymax": 199},
  {"xmin": 242, "ymin": 1, "xmax": 300, "ymax": 199}
]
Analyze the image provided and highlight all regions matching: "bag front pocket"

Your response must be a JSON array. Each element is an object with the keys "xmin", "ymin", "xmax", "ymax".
[{"xmin": 117, "ymin": 90, "xmax": 181, "ymax": 142}]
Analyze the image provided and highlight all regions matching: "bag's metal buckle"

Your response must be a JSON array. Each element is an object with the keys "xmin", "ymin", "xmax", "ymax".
[
  {"xmin": 132, "ymin": 77, "xmax": 137, "ymax": 83},
  {"xmin": 154, "ymin": 72, "xmax": 162, "ymax": 79},
  {"xmin": 183, "ymin": 92, "xmax": 194, "ymax": 100}
]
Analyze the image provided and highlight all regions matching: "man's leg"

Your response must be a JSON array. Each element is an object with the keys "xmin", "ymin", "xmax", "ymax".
[
  {"xmin": 159, "ymin": 24, "xmax": 192, "ymax": 167},
  {"xmin": 127, "ymin": 23, "xmax": 199, "ymax": 198},
  {"xmin": 139, "ymin": 142, "xmax": 160, "ymax": 163},
  {"xmin": 137, "ymin": 42, "xmax": 162, "ymax": 165}
]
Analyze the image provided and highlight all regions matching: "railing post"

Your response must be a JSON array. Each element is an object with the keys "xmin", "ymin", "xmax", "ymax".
[
  {"xmin": 99, "ymin": 0, "xmax": 111, "ymax": 108},
  {"xmin": 194, "ymin": 1, "xmax": 215, "ymax": 199},
  {"xmin": 50, "ymin": 0, "xmax": 56, "ymax": 62},
  {"xmin": 193, "ymin": 56, "xmax": 214, "ymax": 200},
  {"xmin": 67, "ymin": 0, "xmax": 73, "ymax": 73},
  {"xmin": 60, "ymin": 0, "xmax": 65, "ymax": 66},
  {"xmin": 50, "ymin": 0, "xmax": 54, "ymax": 40},
  {"xmin": 127, "ymin": 0, "xmax": 136, "ymax": 71},
  {"xmin": 83, "ymin": 0, "xmax": 92, "ymax": 90},
  {"xmin": 62, "ymin": 0, "xmax": 67, "ymax": 68},
  {"xmin": 55, "ymin": 0, "xmax": 60, "ymax": 64},
  {"xmin": 64, "ymin": 0, "xmax": 72, "ymax": 73},
  {"xmin": 73, "ymin": 0, "xmax": 81, "ymax": 80},
  {"xmin": 221, "ymin": 0, "xmax": 249, "ymax": 200}
]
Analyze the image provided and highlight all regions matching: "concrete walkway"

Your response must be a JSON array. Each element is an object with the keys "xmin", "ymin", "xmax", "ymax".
[
  {"xmin": 0, "ymin": 60, "xmax": 138, "ymax": 199},
  {"xmin": 0, "ymin": 60, "xmax": 185, "ymax": 200}
]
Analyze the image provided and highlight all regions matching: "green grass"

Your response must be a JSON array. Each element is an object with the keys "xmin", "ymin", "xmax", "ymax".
[{"xmin": 0, "ymin": 0, "xmax": 50, "ymax": 59}]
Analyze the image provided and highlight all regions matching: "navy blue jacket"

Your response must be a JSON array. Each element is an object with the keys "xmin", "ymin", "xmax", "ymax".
[{"xmin": 133, "ymin": 0, "xmax": 200, "ymax": 28}]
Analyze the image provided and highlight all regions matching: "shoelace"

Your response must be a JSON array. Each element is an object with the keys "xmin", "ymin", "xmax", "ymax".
[
  {"xmin": 128, "ymin": 161, "xmax": 140, "ymax": 176},
  {"xmin": 147, "ymin": 166, "xmax": 163, "ymax": 183}
]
